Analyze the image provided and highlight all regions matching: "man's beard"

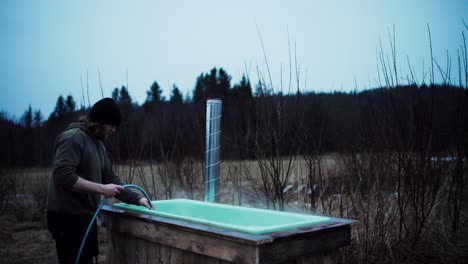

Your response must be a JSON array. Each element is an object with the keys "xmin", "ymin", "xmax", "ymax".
[
  {"xmin": 92, "ymin": 126, "xmax": 110, "ymax": 142},
  {"xmin": 94, "ymin": 129, "xmax": 106, "ymax": 141}
]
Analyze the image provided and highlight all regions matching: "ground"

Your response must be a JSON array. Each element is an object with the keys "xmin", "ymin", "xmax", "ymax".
[{"xmin": 0, "ymin": 205, "xmax": 109, "ymax": 264}]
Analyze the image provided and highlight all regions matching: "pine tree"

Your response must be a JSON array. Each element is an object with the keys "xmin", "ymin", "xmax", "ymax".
[
  {"xmin": 50, "ymin": 95, "xmax": 67, "ymax": 119},
  {"xmin": 65, "ymin": 95, "xmax": 76, "ymax": 113},
  {"xmin": 170, "ymin": 84, "xmax": 183, "ymax": 105},
  {"xmin": 33, "ymin": 110, "xmax": 43, "ymax": 128},
  {"xmin": 21, "ymin": 105, "xmax": 33, "ymax": 129},
  {"xmin": 146, "ymin": 81, "xmax": 163, "ymax": 104}
]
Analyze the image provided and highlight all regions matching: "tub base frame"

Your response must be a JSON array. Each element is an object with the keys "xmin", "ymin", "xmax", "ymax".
[{"xmin": 101, "ymin": 205, "xmax": 354, "ymax": 264}]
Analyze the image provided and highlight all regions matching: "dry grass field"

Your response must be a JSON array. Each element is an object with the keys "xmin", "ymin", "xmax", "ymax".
[{"xmin": 0, "ymin": 154, "xmax": 467, "ymax": 263}]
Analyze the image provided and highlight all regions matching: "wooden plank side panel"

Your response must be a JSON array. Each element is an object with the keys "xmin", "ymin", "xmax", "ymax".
[
  {"xmin": 113, "ymin": 231, "xmax": 124, "ymax": 264},
  {"xmin": 259, "ymin": 225, "xmax": 350, "ymax": 264},
  {"xmin": 297, "ymin": 251, "xmax": 338, "ymax": 264},
  {"xmin": 101, "ymin": 208, "xmax": 354, "ymax": 264},
  {"xmin": 126, "ymin": 234, "xmax": 138, "ymax": 264},
  {"xmin": 159, "ymin": 243, "xmax": 172, "ymax": 263},
  {"xmin": 111, "ymin": 231, "xmax": 124, "ymax": 264},
  {"xmin": 168, "ymin": 246, "xmax": 185, "ymax": 264},
  {"xmin": 166, "ymin": 245, "xmax": 235, "ymax": 264},
  {"xmin": 281, "ymin": 251, "xmax": 338, "ymax": 264},
  {"xmin": 135, "ymin": 237, "xmax": 148, "ymax": 264},
  {"xmin": 146, "ymin": 240, "xmax": 161, "ymax": 264},
  {"xmin": 114, "ymin": 232, "xmax": 136, "ymax": 264},
  {"xmin": 103, "ymin": 212, "xmax": 258, "ymax": 263},
  {"xmin": 105, "ymin": 229, "xmax": 115, "ymax": 264},
  {"xmin": 106, "ymin": 231, "xmax": 235, "ymax": 264},
  {"xmin": 107, "ymin": 232, "xmax": 146, "ymax": 264}
]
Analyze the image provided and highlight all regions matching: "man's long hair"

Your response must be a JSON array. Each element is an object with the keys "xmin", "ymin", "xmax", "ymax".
[{"xmin": 78, "ymin": 116, "xmax": 107, "ymax": 141}]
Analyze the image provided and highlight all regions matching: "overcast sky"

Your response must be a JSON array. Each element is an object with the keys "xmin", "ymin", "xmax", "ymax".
[{"xmin": 0, "ymin": 0, "xmax": 466, "ymax": 119}]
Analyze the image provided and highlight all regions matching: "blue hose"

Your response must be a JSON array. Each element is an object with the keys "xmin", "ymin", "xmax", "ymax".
[{"xmin": 75, "ymin": 184, "xmax": 153, "ymax": 264}]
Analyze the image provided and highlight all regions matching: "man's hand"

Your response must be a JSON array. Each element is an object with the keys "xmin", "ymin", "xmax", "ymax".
[
  {"xmin": 100, "ymin": 184, "xmax": 125, "ymax": 198},
  {"xmin": 139, "ymin": 197, "xmax": 152, "ymax": 209},
  {"xmin": 72, "ymin": 177, "xmax": 125, "ymax": 198}
]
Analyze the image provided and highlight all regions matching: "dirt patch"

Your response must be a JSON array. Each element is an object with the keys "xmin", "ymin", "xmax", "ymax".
[{"xmin": 0, "ymin": 206, "xmax": 109, "ymax": 264}]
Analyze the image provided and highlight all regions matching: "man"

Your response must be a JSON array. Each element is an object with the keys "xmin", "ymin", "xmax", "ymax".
[{"xmin": 46, "ymin": 97, "xmax": 151, "ymax": 264}]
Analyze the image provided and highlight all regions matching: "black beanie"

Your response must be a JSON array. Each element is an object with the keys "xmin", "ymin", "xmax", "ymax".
[{"xmin": 88, "ymin": 98, "xmax": 121, "ymax": 126}]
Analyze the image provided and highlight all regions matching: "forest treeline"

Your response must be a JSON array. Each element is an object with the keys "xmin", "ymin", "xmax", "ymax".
[{"xmin": 0, "ymin": 66, "xmax": 467, "ymax": 166}]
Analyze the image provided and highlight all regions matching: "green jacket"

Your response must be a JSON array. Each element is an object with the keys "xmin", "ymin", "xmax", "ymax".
[{"xmin": 47, "ymin": 121, "xmax": 142, "ymax": 216}]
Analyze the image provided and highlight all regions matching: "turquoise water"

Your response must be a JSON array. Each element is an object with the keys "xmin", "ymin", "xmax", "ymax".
[{"xmin": 114, "ymin": 199, "xmax": 330, "ymax": 234}]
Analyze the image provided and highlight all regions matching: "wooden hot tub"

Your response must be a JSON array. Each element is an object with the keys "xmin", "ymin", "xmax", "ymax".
[{"xmin": 101, "ymin": 199, "xmax": 355, "ymax": 264}]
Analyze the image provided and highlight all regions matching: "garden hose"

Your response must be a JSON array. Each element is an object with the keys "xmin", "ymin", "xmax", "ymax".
[{"xmin": 75, "ymin": 184, "xmax": 153, "ymax": 264}]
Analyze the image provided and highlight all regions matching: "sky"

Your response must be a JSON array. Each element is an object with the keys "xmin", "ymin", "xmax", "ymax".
[{"xmin": 0, "ymin": 0, "xmax": 466, "ymax": 119}]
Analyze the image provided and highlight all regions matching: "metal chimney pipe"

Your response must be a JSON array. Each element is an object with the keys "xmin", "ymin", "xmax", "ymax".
[{"xmin": 204, "ymin": 99, "xmax": 222, "ymax": 203}]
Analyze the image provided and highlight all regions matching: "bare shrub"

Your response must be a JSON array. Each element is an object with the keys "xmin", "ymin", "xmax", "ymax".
[
  {"xmin": 330, "ymin": 25, "xmax": 468, "ymax": 263},
  {"xmin": 334, "ymin": 151, "xmax": 467, "ymax": 263},
  {"xmin": 224, "ymin": 161, "xmax": 244, "ymax": 205},
  {"xmin": 179, "ymin": 158, "xmax": 204, "ymax": 200},
  {"xmin": 0, "ymin": 167, "xmax": 15, "ymax": 211},
  {"xmin": 243, "ymin": 30, "xmax": 303, "ymax": 211},
  {"xmin": 29, "ymin": 168, "xmax": 50, "ymax": 214}
]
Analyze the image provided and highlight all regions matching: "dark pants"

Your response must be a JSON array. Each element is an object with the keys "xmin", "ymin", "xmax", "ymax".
[{"xmin": 47, "ymin": 211, "xmax": 99, "ymax": 264}]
